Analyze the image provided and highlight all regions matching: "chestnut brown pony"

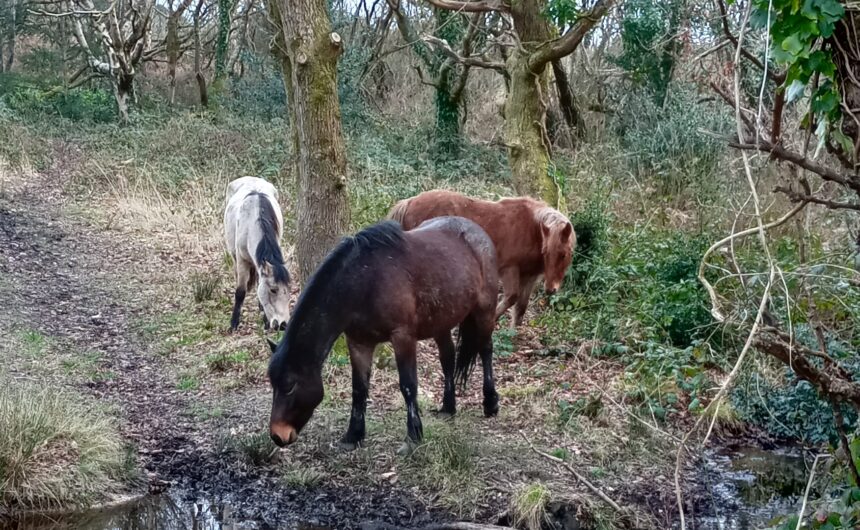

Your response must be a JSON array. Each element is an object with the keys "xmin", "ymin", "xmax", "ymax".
[
  {"xmin": 267, "ymin": 217, "xmax": 499, "ymax": 451},
  {"xmin": 389, "ymin": 190, "xmax": 576, "ymax": 327}
]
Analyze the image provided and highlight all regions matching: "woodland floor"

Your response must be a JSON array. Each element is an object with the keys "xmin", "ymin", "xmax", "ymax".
[{"xmin": 0, "ymin": 148, "xmax": 717, "ymax": 529}]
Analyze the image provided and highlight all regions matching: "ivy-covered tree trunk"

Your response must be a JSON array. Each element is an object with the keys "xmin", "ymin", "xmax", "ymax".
[
  {"xmin": 269, "ymin": 0, "xmax": 350, "ymax": 283},
  {"xmin": 434, "ymin": 68, "xmax": 461, "ymax": 158},
  {"xmin": 388, "ymin": 2, "xmax": 470, "ymax": 160},
  {"xmin": 113, "ymin": 72, "xmax": 134, "ymax": 125},
  {"xmin": 505, "ymin": 49, "xmax": 556, "ymax": 204},
  {"xmin": 215, "ymin": 0, "xmax": 232, "ymax": 83}
]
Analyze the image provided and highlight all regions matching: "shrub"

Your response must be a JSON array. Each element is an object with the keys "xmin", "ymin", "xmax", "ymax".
[
  {"xmin": 0, "ymin": 381, "xmax": 133, "ymax": 509},
  {"xmin": 732, "ymin": 326, "xmax": 860, "ymax": 444},
  {"xmin": 614, "ymin": 85, "xmax": 730, "ymax": 197}
]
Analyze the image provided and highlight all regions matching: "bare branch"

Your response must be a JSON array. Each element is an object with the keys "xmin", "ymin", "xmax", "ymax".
[
  {"xmin": 715, "ymin": 0, "xmax": 785, "ymax": 83},
  {"xmin": 730, "ymin": 139, "xmax": 860, "ymax": 194},
  {"xmin": 424, "ymin": 0, "xmax": 508, "ymax": 13},
  {"xmin": 530, "ymin": 0, "xmax": 618, "ymax": 69},
  {"xmin": 774, "ymin": 185, "xmax": 860, "ymax": 211},
  {"xmin": 519, "ymin": 431, "xmax": 629, "ymax": 516},
  {"xmin": 422, "ymin": 34, "xmax": 505, "ymax": 72}
]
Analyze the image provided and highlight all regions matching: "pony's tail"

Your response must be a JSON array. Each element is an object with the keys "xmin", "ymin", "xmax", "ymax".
[
  {"xmin": 454, "ymin": 316, "xmax": 481, "ymax": 389},
  {"xmin": 387, "ymin": 198, "xmax": 411, "ymax": 224}
]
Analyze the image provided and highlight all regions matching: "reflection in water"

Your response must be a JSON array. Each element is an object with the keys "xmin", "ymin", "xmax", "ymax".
[
  {"xmin": 2, "ymin": 494, "xmax": 251, "ymax": 530},
  {"xmin": 695, "ymin": 446, "xmax": 809, "ymax": 530}
]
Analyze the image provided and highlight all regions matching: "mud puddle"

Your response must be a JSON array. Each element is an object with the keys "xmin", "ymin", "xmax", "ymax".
[
  {"xmin": 694, "ymin": 445, "xmax": 810, "ymax": 530},
  {"xmin": 0, "ymin": 493, "xmax": 333, "ymax": 530}
]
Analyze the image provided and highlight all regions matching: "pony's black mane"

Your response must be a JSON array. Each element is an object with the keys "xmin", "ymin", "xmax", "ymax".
[
  {"xmin": 252, "ymin": 192, "xmax": 290, "ymax": 284},
  {"xmin": 269, "ymin": 221, "xmax": 406, "ymax": 374}
]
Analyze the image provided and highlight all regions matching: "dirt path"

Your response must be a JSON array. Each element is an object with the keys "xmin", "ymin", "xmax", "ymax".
[{"xmin": 0, "ymin": 173, "xmax": 452, "ymax": 529}]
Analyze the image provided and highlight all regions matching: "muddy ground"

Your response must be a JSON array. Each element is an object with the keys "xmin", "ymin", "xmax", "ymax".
[{"xmin": 0, "ymin": 163, "xmax": 718, "ymax": 529}]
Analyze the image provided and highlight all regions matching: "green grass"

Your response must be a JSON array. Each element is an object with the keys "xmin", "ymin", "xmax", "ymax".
[
  {"xmin": 19, "ymin": 329, "xmax": 49, "ymax": 358},
  {"xmin": 0, "ymin": 379, "xmax": 135, "ymax": 509},
  {"xmin": 191, "ymin": 271, "xmax": 221, "ymax": 304},
  {"xmin": 283, "ymin": 466, "xmax": 326, "ymax": 489},
  {"xmin": 400, "ymin": 418, "xmax": 483, "ymax": 515},
  {"xmin": 205, "ymin": 350, "xmax": 251, "ymax": 372},
  {"xmin": 176, "ymin": 374, "xmax": 200, "ymax": 391},
  {"xmin": 223, "ymin": 430, "xmax": 277, "ymax": 466},
  {"xmin": 510, "ymin": 482, "xmax": 552, "ymax": 530}
]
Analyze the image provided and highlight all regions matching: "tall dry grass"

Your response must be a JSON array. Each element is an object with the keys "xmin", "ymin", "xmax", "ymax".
[{"xmin": 0, "ymin": 380, "xmax": 134, "ymax": 510}]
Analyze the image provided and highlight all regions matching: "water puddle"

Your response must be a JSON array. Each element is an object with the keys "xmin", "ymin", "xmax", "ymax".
[
  {"xmin": 695, "ymin": 445, "xmax": 810, "ymax": 530},
  {"xmin": 0, "ymin": 493, "xmax": 329, "ymax": 530}
]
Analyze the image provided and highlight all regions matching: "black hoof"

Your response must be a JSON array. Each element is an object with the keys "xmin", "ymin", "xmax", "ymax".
[
  {"xmin": 434, "ymin": 408, "xmax": 455, "ymax": 420},
  {"xmin": 483, "ymin": 396, "xmax": 499, "ymax": 417},
  {"xmin": 396, "ymin": 441, "xmax": 416, "ymax": 456},
  {"xmin": 338, "ymin": 439, "xmax": 361, "ymax": 451}
]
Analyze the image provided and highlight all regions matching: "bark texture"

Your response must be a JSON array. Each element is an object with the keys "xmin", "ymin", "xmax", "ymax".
[{"xmin": 270, "ymin": 0, "xmax": 350, "ymax": 283}]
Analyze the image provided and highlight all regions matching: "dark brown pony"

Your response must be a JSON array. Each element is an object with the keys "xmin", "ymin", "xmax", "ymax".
[
  {"xmin": 389, "ymin": 190, "xmax": 576, "ymax": 327},
  {"xmin": 267, "ymin": 217, "xmax": 499, "ymax": 450}
]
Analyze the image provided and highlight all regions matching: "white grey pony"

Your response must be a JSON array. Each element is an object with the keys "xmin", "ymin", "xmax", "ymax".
[{"xmin": 224, "ymin": 176, "xmax": 292, "ymax": 332}]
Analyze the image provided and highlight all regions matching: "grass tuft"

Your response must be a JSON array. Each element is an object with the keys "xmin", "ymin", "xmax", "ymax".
[
  {"xmin": 224, "ymin": 430, "xmax": 276, "ymax": 466},
  {"xmin": 190, "ymin": 271, "xmax": 220, "ymax": 304},
  {"xmin": 401, "ymin": 419, "xmax": 482, "ymax": 515},
  {"xmin": 0, "ymin": 380, "xmax": 134, "ymax": 510},
  {"xmin": 282, "ymin": 466, "xmax": 326, "ymax": 489},
  {"xmin": 510, "ymin": 482, "xmax": 552, "ymax": 530}
]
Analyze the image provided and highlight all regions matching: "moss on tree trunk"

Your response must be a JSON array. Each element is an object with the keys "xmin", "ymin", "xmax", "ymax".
[
  {"xmin": 270, "ymin": 0, "xmax": 350, "ymax": 283},
  {"xmin": 505, "ymin": 51, "xmax": 557, "ymax": 206}
]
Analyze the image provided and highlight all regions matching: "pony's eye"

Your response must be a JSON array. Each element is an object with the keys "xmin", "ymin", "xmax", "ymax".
[
  {"xmin": 285, "ymin": 383, "xmax": 296, "ymax": 396},
  {"xmin": 271, "ymin": 288, "xmax": 278, "ymax": 294}
]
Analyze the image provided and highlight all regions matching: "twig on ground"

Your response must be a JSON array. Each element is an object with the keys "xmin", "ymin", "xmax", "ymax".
[{"xmin": 518, "ymin": 431, "xmax": 627, "ymax": 515}]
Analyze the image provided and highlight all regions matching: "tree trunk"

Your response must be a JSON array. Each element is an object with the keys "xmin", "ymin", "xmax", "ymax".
[
  {"xmin": 166, "ymin": 12, "xmax": 181, "ymax": 105},
  {"xmin": 435, "ymin": 73, "xmax": 461, "ymax": 159},
  {"xmin": 193, "ymin": 0, "xmax": 208, "ymax": 107},
  {"xmin": 551, "ymin": 58, "xmax": 585, "ymax": 142},
  {"xmin": 505, "ymin": 49, "xmax": 557, "ymax": 205},
  {"xmin": 270, "ymin": 0, "xmax": 350, "ymax": 283},
  {"xmin": 114, "ymin": 74, "xmax": 133, "ymax": 125},
  {"xmin": 215, "ymin": 0, "xmax": 232, "ymax": 83}
]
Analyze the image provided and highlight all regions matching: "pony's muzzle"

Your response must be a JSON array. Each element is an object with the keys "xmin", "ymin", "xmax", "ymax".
[
  {"xmin": 270, "ymin": 319, "xmax": 288, "ymax": 331},
  {"xmin": 270, "ymin": 422, "xmax": 297, "ymax": 447}
]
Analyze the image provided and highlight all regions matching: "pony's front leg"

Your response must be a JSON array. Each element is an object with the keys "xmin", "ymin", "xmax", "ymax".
[
  {"xmin": 479, "ymin": 338, "xmax": 499, "ymax": 417},
  {"xmin": 434, "ymin": 332, "xmax": 456, "ymax": 417},
  {"xmin": 392, "ymin": 333, "xmax": 422, "ymax": 450},
  {"xmin": 230, "ymin": 263, "xmax": 251, "ymax": 332},
  {"xmin": 340, "ymin": 338, "xmax": 374, "ymax": 451}
]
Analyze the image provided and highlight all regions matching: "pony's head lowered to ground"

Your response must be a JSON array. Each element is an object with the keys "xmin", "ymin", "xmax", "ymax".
[
  {"xmin": 267, "ymin": 221, "xmax": 406, "ymax": 447},
  {"xmin": 537, "ymin": 208, "xmax": 576, "ymax": 294},
  {"xmin": 255, "ymin": 195, "xmax": 291, "ymax": 330}
]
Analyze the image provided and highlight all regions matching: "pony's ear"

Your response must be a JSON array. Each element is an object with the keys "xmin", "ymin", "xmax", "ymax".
[
  {"xmin": 561, "ymin": 222, "xmax": 573, "ymax": 241},
  {"xmin": 260, "ymin": 261, "xmax": 273, "ymax": 277},
  {"xmin": 267, "ymin": 337, "xmax": 278, "ymax": 354}
]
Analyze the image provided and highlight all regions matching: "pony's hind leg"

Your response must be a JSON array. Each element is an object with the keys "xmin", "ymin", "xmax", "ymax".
[
  {"xmin": 495, "ymin": 267, "xmax": 520, "ymax": 323},
  {"xmin": 392, "ymin": 332, "xmax": 423, "ymax": 449},
  {"xmin": 340, "ymin": 338, "xmax": 374, "ymax": 451},
  {"xmin": 477, "ymin": 324, "xmax": 499, "ymax": 417},
  {"xmin": 434, "ymin": 332, "xmax": 456, "ymax": 417},
  {"xmin": 230, "ymin": 261, "xmax": 252, "ymax": 332}
]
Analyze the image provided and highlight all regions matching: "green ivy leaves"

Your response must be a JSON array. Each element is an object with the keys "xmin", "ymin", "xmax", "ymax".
[
  {"xmin": 543, "ymin": 0, "xmax": 579, "ymax": 28},
  {"xmin": 751, "ymin": 0, "xmax": 845, "ymax": 123}
]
